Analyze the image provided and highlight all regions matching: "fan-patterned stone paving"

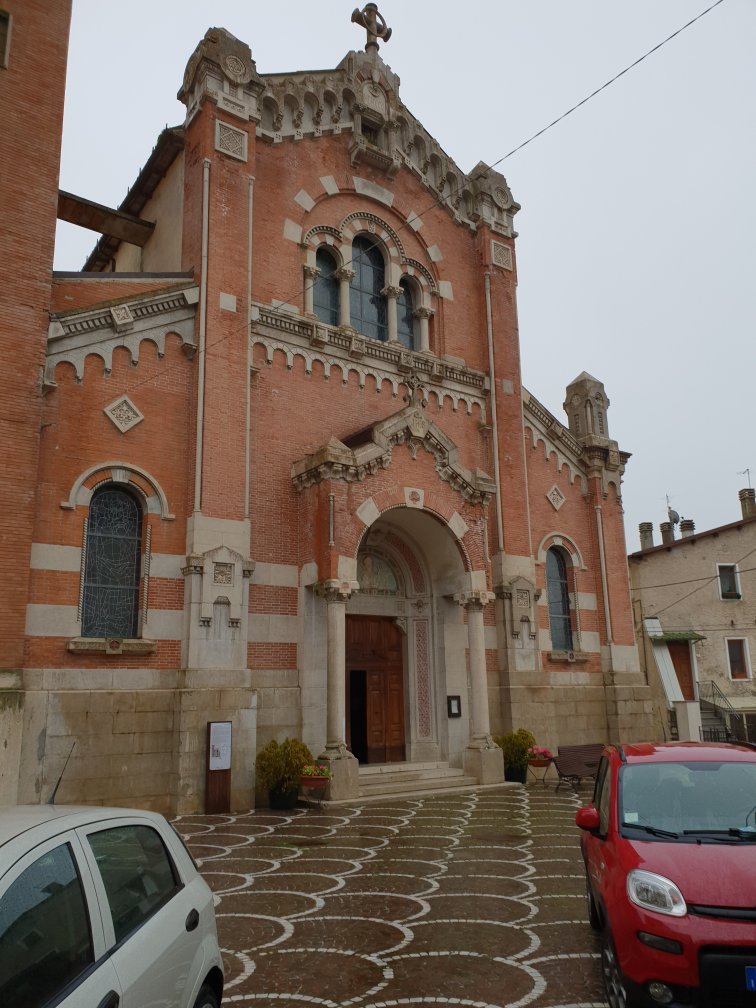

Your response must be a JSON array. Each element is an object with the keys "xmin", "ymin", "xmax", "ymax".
[{"xmin": 176, "ymin": 785, "xmax": 606, "ymax": 1007}]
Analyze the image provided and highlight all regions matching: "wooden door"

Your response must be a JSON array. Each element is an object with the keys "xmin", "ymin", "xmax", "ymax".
[
  {"xmin": 668, "ymin": 641, "xmax": 695, "ymax": 701},
  {"xmin": 346, "ymin": 615, "xmax": 406, "ymax": 763}
]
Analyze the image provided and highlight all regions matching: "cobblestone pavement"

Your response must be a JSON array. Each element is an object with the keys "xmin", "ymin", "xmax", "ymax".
[{"xmin": 176, "ymin": 784, "xmax": 606, "ymax": 1008}]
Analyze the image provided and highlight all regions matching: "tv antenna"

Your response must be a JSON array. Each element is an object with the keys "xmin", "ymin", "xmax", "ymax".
[{"xmin": 738, "ymin": 469, "xmax": 752, "ymax": 489}]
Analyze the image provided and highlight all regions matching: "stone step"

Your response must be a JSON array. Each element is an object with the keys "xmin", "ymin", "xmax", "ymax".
[
  {"xmin": 356, "ymin": 761, "xmax": 479, "ymax": 800},
  {"xmin": 359, "ymin": 775, "xmax": 480, "ymax": 798}
]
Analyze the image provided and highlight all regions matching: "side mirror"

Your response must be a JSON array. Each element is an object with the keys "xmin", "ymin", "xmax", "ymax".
[{"xmin": 575, "ymin": 805, "xmax": 601, "ymax": 831}]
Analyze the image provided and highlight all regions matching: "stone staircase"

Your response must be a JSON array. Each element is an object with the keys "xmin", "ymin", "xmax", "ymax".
[{"xmin": 357, "ymin": 761, "xmax": 481, "ymax": 801}]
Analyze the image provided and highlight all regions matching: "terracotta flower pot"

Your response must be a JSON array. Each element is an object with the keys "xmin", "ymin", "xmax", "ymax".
[
  {"xmin": 528, "ymin": 758, "xmax": 551, "ymax": 768},
  {"xmin": 300, "ymin": 775, "xmax": 329, "ymax": 790}
]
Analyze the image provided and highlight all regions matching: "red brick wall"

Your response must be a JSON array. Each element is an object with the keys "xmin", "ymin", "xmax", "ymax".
[{"xmin": 0, "ymin": 1, "xmax": 72, "ymax": 671}]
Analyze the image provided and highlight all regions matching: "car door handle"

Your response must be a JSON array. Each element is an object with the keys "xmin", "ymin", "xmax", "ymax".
[
  {"xmin": 185, "ymin": 908, "xmax": 200, "ymax": 932},
  {"xmin": 96, "ymin": 993, "xmax": 119, "ymax": 1008}
]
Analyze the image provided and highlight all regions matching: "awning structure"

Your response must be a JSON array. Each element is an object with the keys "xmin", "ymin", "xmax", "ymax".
[{"xmin": 647, "ymin": 630, "xmax": 706, "ymax": 643}]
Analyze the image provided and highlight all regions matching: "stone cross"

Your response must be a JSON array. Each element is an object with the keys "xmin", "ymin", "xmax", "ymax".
[{"xmin": 351, "ymin": 3, "xmax": 392, "ymax": 52}]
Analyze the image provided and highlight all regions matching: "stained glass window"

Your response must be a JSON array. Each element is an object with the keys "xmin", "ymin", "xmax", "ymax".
[
  {"xmin": 81, "ymin": 486, "xmax": 142, "ymax": 638},
  {"xmin": 313, "ymin": 246, "xmax": 339, "ymax": 326},
  {"xmin": 396, "ymin": 279, "xmax": 415, "ymax": 349},
  {"xmin": 350, "ymin": 236, "xmax": 387, "ymax": 341},
  {"xmin": 546, "ymin": 547, "xmax": 573, "ymax": 651}
]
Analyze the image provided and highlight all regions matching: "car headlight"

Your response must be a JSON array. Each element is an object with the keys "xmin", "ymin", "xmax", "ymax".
[{"xmin": 627, "ymin": 869, "xmax": 687, "ymax": 917}]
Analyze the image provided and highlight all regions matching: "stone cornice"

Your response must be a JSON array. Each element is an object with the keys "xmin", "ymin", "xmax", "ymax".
[
  {"xmin": 251, "ymin": 304, "xmax": 487, "ymax": 416},
  {"xmin": 292, "ymin": 405, "xmax": 496, "ymax": 506},
  {"xmin": 45, "ymin": 286, "xmax": 200, "ymax": 387}
]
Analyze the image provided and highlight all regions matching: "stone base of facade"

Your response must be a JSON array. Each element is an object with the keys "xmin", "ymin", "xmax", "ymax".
[{"xmin": 14, "ymin": 667, "xmax": 257, "ymax": 816}]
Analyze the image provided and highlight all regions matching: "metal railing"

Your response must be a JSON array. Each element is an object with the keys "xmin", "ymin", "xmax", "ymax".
[{"xmin": 698, "ymin": 680, "xmax": 747, "ymax": 742}]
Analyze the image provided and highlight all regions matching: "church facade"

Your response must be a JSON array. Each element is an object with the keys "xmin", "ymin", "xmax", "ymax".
[{"xmin": 2, "ymin": 3, "xmax": 653, "ymax": 813}]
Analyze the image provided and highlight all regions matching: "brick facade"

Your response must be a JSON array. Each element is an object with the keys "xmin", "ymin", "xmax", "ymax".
[{"xmin": 1, "ymin": 11, "xmax": 654, "ymax": 813}]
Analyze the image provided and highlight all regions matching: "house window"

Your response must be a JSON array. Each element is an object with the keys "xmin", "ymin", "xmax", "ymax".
[
  {"xmin": 718, "ymin": 564, "xmax": 741, "ymax": 600},
  {"xmin": 396, "ymin": 278, "xmax": 415, "ymax": 349},
  {"xmin": 726, "ymin": 638, "xmax": 749, "ymax": 680},
  {"xmin": 313, "ymin": 246, "xmax": 339, "ymax": 326},
  {"xmin": 546, "ymin": 547, "xmax": 573, "ymax": 651},
  {"xmin": 350, "ymin": 236, "xmax": 387, "ymax": 341},
  {"xmin": 81, "ymin": 485, "xmax": 143, "ymax": 638}
]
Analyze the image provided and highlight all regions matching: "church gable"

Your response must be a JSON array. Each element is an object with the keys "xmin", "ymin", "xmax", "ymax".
[{"xmin": 291, "ymin": 400, "xmax": 495, "ymax": 505}]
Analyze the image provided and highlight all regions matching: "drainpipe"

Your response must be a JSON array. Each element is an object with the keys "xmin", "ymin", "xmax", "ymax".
[{"xmin": 194, "ymin": 158, "xmax": 211, "ymax": 513}]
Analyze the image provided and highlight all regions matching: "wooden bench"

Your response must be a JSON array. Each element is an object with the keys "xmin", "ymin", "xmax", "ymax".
[{"xmin": 553, "ymin": 743, "xmax": 605, "ymax": 792}]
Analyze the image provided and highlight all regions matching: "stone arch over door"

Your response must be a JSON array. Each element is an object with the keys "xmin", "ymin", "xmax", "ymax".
[{"xmin": 346, "ymin": 505, "xmax": 471, "ymax": 767}]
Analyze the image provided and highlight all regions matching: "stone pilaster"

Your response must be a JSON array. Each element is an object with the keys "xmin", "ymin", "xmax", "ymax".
[
  {"xmin": 455, "ymin": 589, "xmax": 504, "ymax": 784},
  {"xmin": 314, "ymin": 579, "xmax": 359, "ymax": 799}
]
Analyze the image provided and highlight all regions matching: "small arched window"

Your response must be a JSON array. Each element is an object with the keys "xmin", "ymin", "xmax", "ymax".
[
  {"xmin": 396, "ymin": 278, "xmax": 415, "ymax": 349},
  {"xmin": 81, "ymin": 485, "xmax": 143, "ymax": 638},
  {"xmin": 546, "ymin": 547, "xmax": 573, "ymax": 651},
  {"xmin": 350, "ymin": 236, "xmax": 387, "ymax": 341},
  {"xmin": 313, "ymin": 247, "xmax": 339, "ymax": 326}
]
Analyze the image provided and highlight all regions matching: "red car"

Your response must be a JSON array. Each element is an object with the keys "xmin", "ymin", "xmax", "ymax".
[{"xmin": 576, "ymin": 742, "xmax": 756, "ymax": 1008}]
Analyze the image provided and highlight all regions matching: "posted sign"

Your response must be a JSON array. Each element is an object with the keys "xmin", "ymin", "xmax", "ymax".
[{"xmin": 208, "ymin": 721, "xmax": 232, "ymax": 771}]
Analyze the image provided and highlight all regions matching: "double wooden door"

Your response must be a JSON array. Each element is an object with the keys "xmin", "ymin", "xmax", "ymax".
[{"xmin": 346, "ymin": 615, "xmax": 406, "ymax": 764}]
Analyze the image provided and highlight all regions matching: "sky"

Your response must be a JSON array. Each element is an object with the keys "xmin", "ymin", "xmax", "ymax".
[{"xmin": 54, "ymin": 1, "xmax": 756, "ymax": 551}]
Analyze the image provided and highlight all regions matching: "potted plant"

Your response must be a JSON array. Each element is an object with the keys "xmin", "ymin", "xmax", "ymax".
[
  {"xmin": 299, "ymin": 762, "xmax": 332, "ymax": 796},
  {"xmin": 527, "ymin": 744, "xmax": 553, "ymax": 767},
  {"xmin": 494, "ymin": 729, "xmax": 536, "ymax": 783},
  {"xmin": 255, "ymin": 738, "xmax": 313, "ymax": 808}
]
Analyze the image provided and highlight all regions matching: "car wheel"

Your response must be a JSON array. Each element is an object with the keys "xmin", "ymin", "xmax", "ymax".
[
  {"xmin": 602, "ymin": 930, "xmax": 632, "ymax": 1008},
  {"xmin": 193, "ymin": 984, "xmax": 219, "ymax": 1008},
  {"xmin": 586, "ymin": 878, "xmax": 600, "ymax": 930}
]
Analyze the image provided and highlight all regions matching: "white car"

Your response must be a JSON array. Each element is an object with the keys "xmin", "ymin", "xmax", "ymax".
[{"xmin": 0, "ymin": 805, "xmax": 223, "ymax": 1008}]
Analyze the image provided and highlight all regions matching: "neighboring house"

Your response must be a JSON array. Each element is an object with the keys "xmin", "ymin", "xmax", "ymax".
[
  {"xmin": 628, "ymin": 489, "xmax": 756, "ymax": 743},
  {"xmin": 0, "ymin": 3, "xmax": 653, "ymax": 814}
]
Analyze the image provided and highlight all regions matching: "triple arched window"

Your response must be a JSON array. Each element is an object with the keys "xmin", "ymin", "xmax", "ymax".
[
  {"xmin": 81, "ymin": 485, "xmax": 143, "ymax": 639},
  {"xmin": 546, "ymin": 547, "xmax": 573, "ymax": 652},
  {"xmin": 309, "ymin": 235, "xmax": 428, "ymax": 352}
]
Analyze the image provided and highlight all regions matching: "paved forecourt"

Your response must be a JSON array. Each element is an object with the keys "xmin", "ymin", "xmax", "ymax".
[{"xmin": 177, "ymin": 784, "xmax": 605, "ymax": 1008}]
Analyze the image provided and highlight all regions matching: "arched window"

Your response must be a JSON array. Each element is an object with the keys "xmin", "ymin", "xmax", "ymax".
[
  {"xmin": 396, "ymin": 278, "xmax": 415, "ymax": 349},
  {"xmin": 350, "ymin": 236, "xmax": 387, "ymax": 341},
  {"xmin": 81, "ymin": 485, "xmax": 143, "ymax": 638},
  {"xmin": 313, "ymin": 246, "xmax": 339, "ymax": 326},
  {"xmin": 546, "ymin": 547, "xmax": 573, "ymax": 651}
]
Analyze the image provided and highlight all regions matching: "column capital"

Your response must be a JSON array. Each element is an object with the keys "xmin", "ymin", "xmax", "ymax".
[
  {"xmin": 315, "ymin": 578, "xmax": 358, "ymax": 602},
  {"xmin": 454, "ymin": 589, "xmax": 495, "ymax": 610},
  {"xmin": 335, "ymin": 267, "xmax": 355, "ymax": 283},
  {"xmin": 413, "ymin": 305, "xmax": 434, "ymax": 320},
  {"xmin": 381, "ymin": 284, "xmax": 403, "ymax": 299},
  {"xmin": 303, "ymin": 264, "xmax": 320, "ymax": 279}
]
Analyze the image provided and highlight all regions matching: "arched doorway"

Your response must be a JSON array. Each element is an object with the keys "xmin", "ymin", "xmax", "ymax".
[{"xmin": 345, "ymin": 508, "xmax": 470, "ymax": 767}]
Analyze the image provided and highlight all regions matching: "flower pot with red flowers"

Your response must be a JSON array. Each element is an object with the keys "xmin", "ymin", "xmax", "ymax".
[{"xmin": 299, "ymin": 763, "xmax": 332, "ymax": 794}]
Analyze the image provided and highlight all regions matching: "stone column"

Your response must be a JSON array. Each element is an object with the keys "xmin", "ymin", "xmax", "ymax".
[
  {"xmin": 336, "ymin": 267, "xmax": 355, "ymax": 329},
  {"xmin": 414, "ymin": 305, "xmax": 433, "ymax": 352},
  {"xmin": 315, "ymin": 579, "xmax": 359, "ymax": 799},
  {"xmin": 303, "ymin": 264, "xmax": 319, "ymax": 317},
  {"xmin": 456, "ymin": 589, "xmax": 504, "ymax": 784},
  {"xmin": 381, "ymin": 284, "xmax": 402, "ymax": 343}
]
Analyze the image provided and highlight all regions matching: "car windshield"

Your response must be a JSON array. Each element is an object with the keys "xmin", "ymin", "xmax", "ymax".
[{"xmin": 620, "ymin": 761, "xmax": 756, "ymax": 838}]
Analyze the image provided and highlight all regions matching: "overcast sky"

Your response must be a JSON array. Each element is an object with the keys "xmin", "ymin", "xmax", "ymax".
[{"xmin": 55, "ymin": 1, "xmax": 755, "ymax": 550}]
